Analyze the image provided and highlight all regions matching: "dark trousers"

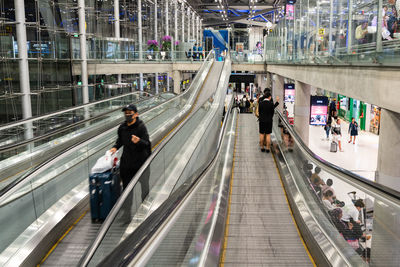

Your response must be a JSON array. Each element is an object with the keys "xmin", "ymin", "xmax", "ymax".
[{"xmin": 120, "ymin": 166, "xmax": 150, "ymax": 218}]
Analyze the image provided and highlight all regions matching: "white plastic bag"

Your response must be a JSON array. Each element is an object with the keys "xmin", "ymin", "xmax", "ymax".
[{"xmin": 91, "ymin": 151, "xmax": 116, "ymax": 174}]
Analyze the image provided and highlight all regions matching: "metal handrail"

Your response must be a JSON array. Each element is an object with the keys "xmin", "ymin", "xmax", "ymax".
[
  {"xmin": 78, "ymin": 51, "xmax": 216, "ymax": 266},
  {"xmin": 0, "ymin": 93, "xmax": 156, "ymax": 153},
  {"xmin": 0, "ymin": 51, "xmax": 215, "ymax": 200},
  {"xmin": 275, "ymin": 110, "xmax": 400, "ymax": 201},
  {"xmin": 88, "ymin": 73, "xmax": 234, "ymax": 267},
  {"xmin": 0, "ymin": 91, "xmax": 151, "ymax": 131}
]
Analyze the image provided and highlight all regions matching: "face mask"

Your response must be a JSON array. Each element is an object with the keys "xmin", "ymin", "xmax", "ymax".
[{"xmin": 125, "ymin": 114, "xmax": 133, "ymax": 123}]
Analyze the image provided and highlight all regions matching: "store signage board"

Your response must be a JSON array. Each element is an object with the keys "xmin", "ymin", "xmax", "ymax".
[{"xmin": 310, "ymin": 96, "xmax": 329, "ymax": 125}]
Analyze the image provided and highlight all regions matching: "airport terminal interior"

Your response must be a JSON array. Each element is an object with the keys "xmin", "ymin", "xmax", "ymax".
[{"xmin": 0, "ymin": 0, "xmax": 399, "ymax": 266}]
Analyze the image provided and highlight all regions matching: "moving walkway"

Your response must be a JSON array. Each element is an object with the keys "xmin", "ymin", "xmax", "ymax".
[{"xmin": 80, "ymin": 92, "xmax": 400, "ymax": 266}]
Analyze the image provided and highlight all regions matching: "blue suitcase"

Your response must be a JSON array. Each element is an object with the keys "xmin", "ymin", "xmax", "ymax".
[{"xmin": 89, "ymin": 168, "xmax": 121, "ymax": 222}]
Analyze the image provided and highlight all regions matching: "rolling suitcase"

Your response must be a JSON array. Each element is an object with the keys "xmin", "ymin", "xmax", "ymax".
[
  {"xmin": 330, "ymin": 141, "xmax": 338, "ymax": 153},
  {"xmin": 89, "ymin": 168, "xmax": 121, "ymax": 222}
]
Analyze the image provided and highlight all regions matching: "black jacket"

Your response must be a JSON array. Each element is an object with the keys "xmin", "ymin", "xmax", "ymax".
[
  {"xmin": 113, "ymin": 118, "xmax": 151, "ymax": 170},
  {"xmin": 258, "ymin": 97, "xmax": 279, "ymax": 123}
]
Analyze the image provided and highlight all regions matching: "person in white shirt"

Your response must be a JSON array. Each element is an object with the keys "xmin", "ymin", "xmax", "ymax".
[
  {"xmin": 331, "ymin": 117, "xmax": 344, "ymax": 152},
  {"xmin": 341, "ymin": 199, "xmax": 365, "ymax": 224}
]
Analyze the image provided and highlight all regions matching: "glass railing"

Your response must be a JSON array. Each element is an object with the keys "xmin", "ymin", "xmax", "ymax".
[
  {"xmin": 0, "ymin": 92, "xmax": 169, "ymax": 193},
  {"xmin": 230, "ymin": 51, "xmax": 265, "ymax": 64},
  {"xmin": 0, "ymin": 51, "xmax": 215, "ymax": 266},
  {"xmin": 79, "ymin": 54, "xmax": 229, "ymax": 267},
  {"xmin": 84, "ymin": 50, "xmax": 212, "ymax": 63},
  {"xmin": 272, "ymin": 110, "xmax": 400, "ymax": 266}
]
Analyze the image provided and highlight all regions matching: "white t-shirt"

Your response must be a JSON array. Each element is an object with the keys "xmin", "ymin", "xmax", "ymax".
[
  {"xmin": 322, "ymin": 199, "xmax": 335, "ymax": 210},
  {"xmin": 342, "ymin": 203, "xmax": 359, "ymax": 222}
]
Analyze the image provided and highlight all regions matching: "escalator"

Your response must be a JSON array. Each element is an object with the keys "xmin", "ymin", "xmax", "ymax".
[
  {"xmin": 81, "ymin": 93, "xmax": 400, "ymax": 267},
  {"xmin": 0, "ymin": 53, "xmax": 221, "ymax": 266},
  {"xmin": 0, "ymin": 91, "xmax": 172, "ymax": 192}
]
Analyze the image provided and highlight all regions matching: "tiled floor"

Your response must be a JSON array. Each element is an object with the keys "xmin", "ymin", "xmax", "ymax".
[{"xmin": 308, "ymin": 120, "xmax": 379, "ymax": 181}]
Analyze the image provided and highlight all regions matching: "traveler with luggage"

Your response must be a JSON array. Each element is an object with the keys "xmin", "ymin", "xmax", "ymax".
[
  {"xmin": 331, "ymin": 117, "xmax": 343, "ymax": 152},
  {"xmin": 258, "ymin": 90, "xmax": 279, "ymax": 153},
  {"xmin": 110, "ymin": 104, "xmax": 151, "ymax": 201},
  {"xmin": 348, "ymin": 117, "xmax": 359, "ymax": 144}
]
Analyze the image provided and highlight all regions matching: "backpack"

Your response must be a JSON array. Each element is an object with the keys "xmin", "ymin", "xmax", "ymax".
[{"xmin": 240, "ymin": 100, "xmax": 246, "ymax": 108}]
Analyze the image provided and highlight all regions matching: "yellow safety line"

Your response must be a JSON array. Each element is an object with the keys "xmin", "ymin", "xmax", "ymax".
[
  {"xmin": 219, "ymin": 114, "xmax": 238, "ymax": 266},
  {"xmin": 37, "ymin": 61, "xmax": 216, "ymax": 266},
  {"xmin": 37, "ymin": 210, "xmax": 89, "ymax": 266},
  {"xmin": 271, "ymin": 152, "xmax": 317, "ymax": 267}
]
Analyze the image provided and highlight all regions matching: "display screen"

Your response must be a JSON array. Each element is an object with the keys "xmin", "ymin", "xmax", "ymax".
[
  {"xmin": 310, "ymin": 96, "xmax": 329, "ymax": 125},
  {"xmin": 286, "ymin": 4, "xmax": 294, "ymax": 20},
  {"xmin": 284, "ymin": 83, "xmax": 295, "ymax": 102}
]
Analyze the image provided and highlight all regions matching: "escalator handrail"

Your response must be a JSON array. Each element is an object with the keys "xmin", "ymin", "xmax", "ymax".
[
  {"xmin": 0, "ymin": 51, "xmax": 214, "ymax": 202},
  {"xmin": 0, "ymin": 91, "xmax": 152, "ymax": 131},
  {"xmin": 0, "ymin": 92, "xmax": 157, "ymax": 153},
  {"xmin": 275, "ymin": 110, "xmax": 400, "ymax": 201},
  {"xmin": 79, "ymin": 52, "xmax": 220, "ymax": 266},
  {"xmin": 87, "ymin": 59, "xmax": 233, "ymax": 267},
  {"xmin": 0, "ymin": 95, "xmax": 171, "ymax": 201}
]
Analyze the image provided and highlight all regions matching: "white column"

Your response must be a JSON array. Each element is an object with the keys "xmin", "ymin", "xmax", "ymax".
[
  {"xmin": 181, "ymin": 2, "xmax": 185, "ymax": 42},
  {"xmin": 165, "ymin": 0, "xmax": 169, "ymax": 36},
  {"xmin": 174, "ymin": 0, "xmax": 178, "ymax": 42},
  {"xmin": 294, "ymin": 81, "xmax": 311, "ymax": 146},
  {"xmin": 196, "ymin": 16, "xmax": 199, "ymax": 44},
  {"xmin": 15, "ymin": 0, "xmax": 33, "ymax": 140},
  {"xmin": 173, "ymin": 70, "xmax": 181, "ymax": 94},
  {"xmin": 78, "ymin": 0, "xmax": 89, "ymax": 104},
  {"xmin": 138, "ymin": 0, "xmax": 143, "ymax": 91},
  {"xmin": 138, "ymin": 0, "xmax": 143, "ymax": 61},
  {"xmin": 192, "ymin": 12, "xmax": 195, "ymax": 43},
  {"xmin": 155, "ymin": 0, "xmax": 158, "ymax": 94},
  {"xmin": 187, "ymin": 9, "xmax": 190, "ymax": 42},
  {"xmin": 14, "ymin": 0, "xmax": 32, "ymax": 119},
  {"xmin": 114, "ymin": 0, "xmax": 121, "ymax": 83}
]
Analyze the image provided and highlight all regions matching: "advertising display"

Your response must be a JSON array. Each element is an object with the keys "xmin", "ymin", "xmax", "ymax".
[
  {"xmin": 286, "ymin": 4, "xmax": 294, "ymax": 20},
  {"xmin": 284, "ymin": 83, "xmax": 295, "ymax": 124},
  {"xmin": 370, "ymin": 105, "xmax": 381, "ymax": 135},
  {"xmin": 310, "ymin": 96, "xmax": 329, "ymax": 125}
]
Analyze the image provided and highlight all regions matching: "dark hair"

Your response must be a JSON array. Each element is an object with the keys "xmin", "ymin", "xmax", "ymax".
[
  {"xmin": 324, "ymin": 190, "xmax": 334, "ymax": 197},
  {"xmin": 315, "ymin": 167, "xmax": 321, "ymax": 174},
  {"xmin": 327, "ymin": 179, "xmax": 333, "ymax": 186},
  {"xmin": 263, "ymin": 88, "xmax": 271, "ymax": 94},
  {"xmin": 354, "ymin": 199, "xmax": 365, "ymax": 208}
]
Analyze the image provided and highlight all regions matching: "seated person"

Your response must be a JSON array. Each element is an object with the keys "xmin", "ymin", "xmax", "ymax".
[
  {"xmin": 342, "ymin": 199, "xmax": 365, "ymax": 224},
  {"xmin": 355, "ymin": 21, "xmax": 369, "ymax": 44},
  {"xmin": 322, "ymin": 190, "xmax": 336, "ymax": 210}
]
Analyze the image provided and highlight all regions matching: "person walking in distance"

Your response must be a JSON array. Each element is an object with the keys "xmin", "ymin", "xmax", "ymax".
[
  {"xmin": 348, "ymin": 117, "xmax": 359, "ymax": 144},
  {"xmin": 258, "ymin": 90, "xmax": 279, "ymax": 153},
  {"xmin": 110, "ymin": 104, "xmax": 151, "ymax": 201},
  {"xmin": 331, "ymin": 117, "xmax": 344, "ymax": 152}
]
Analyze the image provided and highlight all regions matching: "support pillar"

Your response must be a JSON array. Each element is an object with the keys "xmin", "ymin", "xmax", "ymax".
[
  {"xmin": 140, "ymin": 73, "xmax": 144, "ymax": 92},
  {"xmin": 187, "ymin": 9, "xmax": 190, "ymax": 42},
  {"xmin": 154, "ymin": 0, "xmax": 158, "ymax": 94},
  {"xmin": 376, "ymin": 109, "xmax": 400, "ymax": 191},
  {"xmin": 173, "ymin": 70, "xmax": 181, "ymax": 94},
  {"xmin": 181, "ymin": 2, "xmax": 185, "ymax": 42},
  {"xmin": 114, "ymin": 0, "xmax": 121, "ymax": 83},
  {"xmin": 14, "ymin": 0, "xmax": 32, "ymax": 119},
  {"xmin": 174, "ymin": 0, "xmax": 178, "ymax": 42},
  {"xmin": 192, "ymin": 12, "xmax": 195, "ymax": 43},
  {"xmin": 78, "ymin": 0, "xmax": 89, "ymax": 104},
  {"xmin": 138, "ymin": 0, "xmax": 143, "ymax": 61},
  {"xmin": 371, "ymin": 108, "xmax": 400, "ymax": 266},
  {"xmin": 165, "ymin": 0, "xmax": 169, "ymax": 36},
  {"xmin": 294, "ymin": 81, "xmax": 311, "ymax": 146}
]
